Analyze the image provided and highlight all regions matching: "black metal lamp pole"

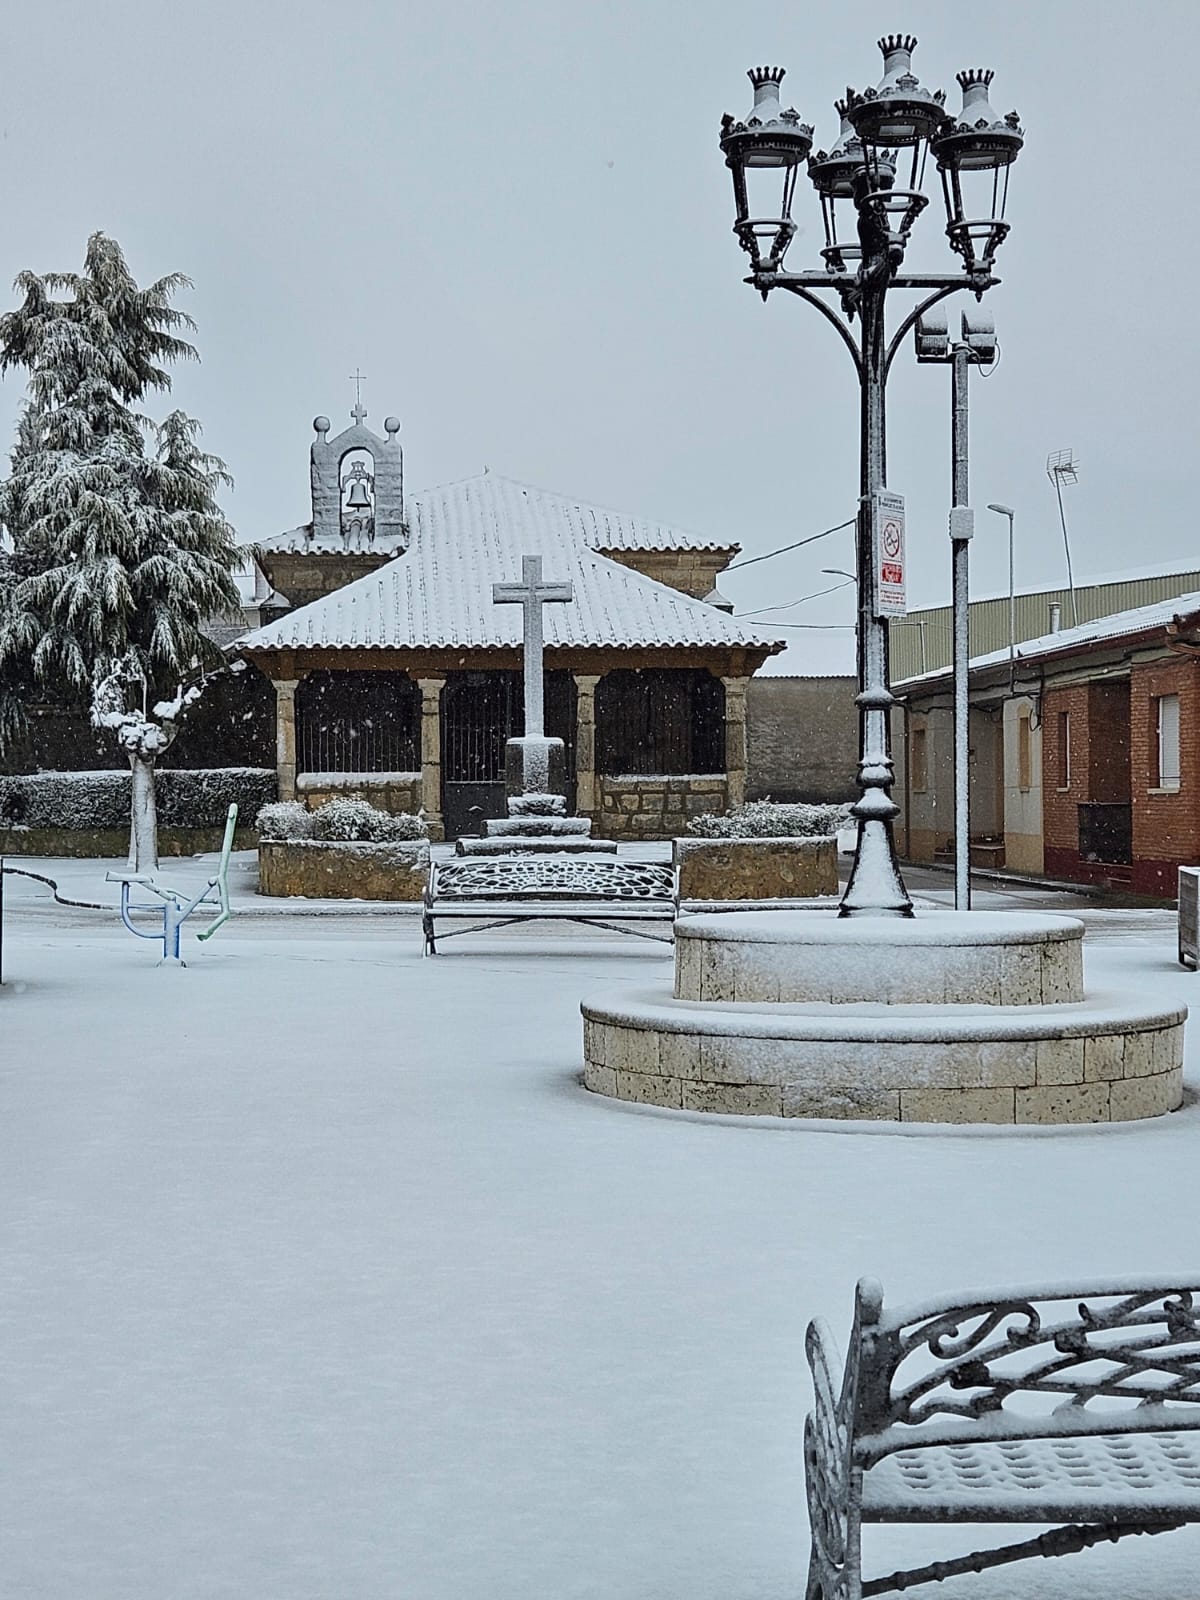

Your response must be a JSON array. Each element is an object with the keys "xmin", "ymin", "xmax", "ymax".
[{"xmin": 720, "ymin": 38, "xmax": 1023, "ymax": 918}]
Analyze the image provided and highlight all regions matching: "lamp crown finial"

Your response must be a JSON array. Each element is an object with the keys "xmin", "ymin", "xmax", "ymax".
[
  {"xmin": 957, "ymin": 67, "xmax": 994, "ymax": 91},
  {"xmin": 748, "ymin": 65, "xmax": 786, "ymax": 87},
  {"xmin": 878, "ymin": 33, "xmax": 918, "ymax": 57},
  {"xmin": 834, "ymin": 94, "xmax": 851, "ymax": 118}
]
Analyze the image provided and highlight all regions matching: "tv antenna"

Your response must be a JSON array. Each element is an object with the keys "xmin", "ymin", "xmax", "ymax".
[{"xmin": 1046, "ymin": 449, "xmax": 1079, "ymax": 627}]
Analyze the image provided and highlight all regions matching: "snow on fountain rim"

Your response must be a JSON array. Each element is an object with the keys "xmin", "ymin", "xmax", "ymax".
[
  {"xmin": 582, "ymin": 984, "xmax": 1185, "ymax": 1041},
  {"xmin": 674, "ymin": 909, "xmax": 1084, "ymax": 947}
]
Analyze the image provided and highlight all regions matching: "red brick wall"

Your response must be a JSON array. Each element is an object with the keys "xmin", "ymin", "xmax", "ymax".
[
  {"xmin": 1087, "ymin": 682, "xmax": 1131, "ymax": 802},
  {"xmin": 1130, "ymin": 656, "xmax": 1200, "ymax": 896},
  {"xmin": 1041, "ymin": 685, "xmax": 1089, "ymax": 854}
]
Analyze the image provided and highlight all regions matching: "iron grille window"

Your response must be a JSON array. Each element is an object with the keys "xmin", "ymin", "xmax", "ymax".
[
  {"xmin": 596, "ymin": 669, "xmax": 725, "ymax": 776},
  {"xmin": 296, "ymin": 672, "xmax": 420, "ymax": 774}
]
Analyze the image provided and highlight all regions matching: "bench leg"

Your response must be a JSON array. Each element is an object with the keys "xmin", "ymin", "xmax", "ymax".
[
  {"xmin": 422, "ymin": 911, "xmax": 437, "ymax": 957},
  {"xmin": 859, "ymin": 1519, "xmax": 1184, "ymax": 1597}
]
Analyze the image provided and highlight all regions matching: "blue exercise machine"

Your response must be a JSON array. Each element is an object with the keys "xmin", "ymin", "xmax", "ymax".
[{"xmin": 106, "ymin": 803, "xmax": 238, "ymax": 965}]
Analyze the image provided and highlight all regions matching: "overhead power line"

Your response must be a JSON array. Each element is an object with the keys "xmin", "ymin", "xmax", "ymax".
[{"xmin": 726, "ymin": 516, "xmax": 856, "ymax": 572}]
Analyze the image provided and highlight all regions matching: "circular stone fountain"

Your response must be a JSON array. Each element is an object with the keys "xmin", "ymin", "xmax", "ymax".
[{"xmin": 581, "ymin": 912, "xmax": 1186, "ymax": 1124}]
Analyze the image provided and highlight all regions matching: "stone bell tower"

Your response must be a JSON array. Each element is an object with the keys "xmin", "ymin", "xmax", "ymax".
[
  {"xmin": 255, "ymin": 395, "xmax": 410, "ymax": 612},
  {"xmin": 309, "ymin": 402, "xmax": 406, "ymax": 549}
]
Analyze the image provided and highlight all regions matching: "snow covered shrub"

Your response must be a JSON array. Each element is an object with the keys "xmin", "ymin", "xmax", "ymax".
[
  {"xmin": 507, "ymin": 793, "xmax": 566, "ymax": 817},
  {"xmin": 379, "ymin": 810, "xmax": 428, "ymax": 841},
  {"xmin": 157, "ymin": 768, "xmax": 276, "ymax": 827},
  {"xmin": 311, "ymin": 798, "xmax": 428, "ymax": 843},
  {"xmin": 687, "ymin": 800, "xmax": 852, "ymax": 839},
  {"xmin": 0, "ymin": 770, "xmax": 131, "ymax": 829},
  {"xmin": 0, "ymin": 768, "xmax": 275, "ymax": 832},
  {"xmin": 255, "ymin": 801, "xmax": 315, "ymax": 841}
]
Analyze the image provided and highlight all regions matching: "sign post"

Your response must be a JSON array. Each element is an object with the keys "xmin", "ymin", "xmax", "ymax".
[{"xmin": 873, "ymin": 491, "xmax": 906, "ymax": 618}]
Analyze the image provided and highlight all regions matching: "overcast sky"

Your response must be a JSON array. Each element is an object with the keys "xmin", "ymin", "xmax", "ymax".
[{"xmin": 1, "ymin": 0, "xmax": 1195, "ymax": 672}]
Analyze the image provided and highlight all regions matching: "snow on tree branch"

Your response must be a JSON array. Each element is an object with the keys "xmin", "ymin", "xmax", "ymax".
[{"xmin": 91, "ymin": 655, "xmax": 202, "ymax": 759}]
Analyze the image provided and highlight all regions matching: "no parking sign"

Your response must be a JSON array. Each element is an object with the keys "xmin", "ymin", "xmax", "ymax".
[{"xmin": 872, "ymin": 491, "xmax": 906, "ymax": 617}]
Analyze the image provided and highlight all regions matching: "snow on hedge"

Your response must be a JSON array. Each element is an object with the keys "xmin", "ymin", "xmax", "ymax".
[
  {"xmin": 687, "ymin": 799, "xmax": 852, "ymax": 839},
  {"xmin": 256, "ymin": 797, "xmax": 427, "ymax": 844},
  {"xmin": 0, "ymin": 768, "xmax": 276, "ymax": 831}
]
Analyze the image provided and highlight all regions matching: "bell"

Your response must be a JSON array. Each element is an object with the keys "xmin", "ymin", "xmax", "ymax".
[{"xmin": 345, "ymin": 479, "xmax": 372, "ymax": 510}]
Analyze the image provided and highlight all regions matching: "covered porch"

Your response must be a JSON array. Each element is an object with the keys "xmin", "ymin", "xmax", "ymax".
[{"xmin": 251, "ymin": 646, "xmax": 760, "ymax": 841}]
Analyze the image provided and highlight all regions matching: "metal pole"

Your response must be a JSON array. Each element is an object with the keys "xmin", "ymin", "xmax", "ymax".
[
  {"xmin": 839, "ymin": 266, "xmax": 913, "ymax": 918},
  {"xmin": 1008, "ymin": 513, "xmax": 1016, "ymax": 693},
  {"xmin": 950, "ymin": 343, "xmax": 971, "ymax": 911},
  {"xmin": 1052, "ymin": 474, "xmax": 1079, "ymax": 627}
]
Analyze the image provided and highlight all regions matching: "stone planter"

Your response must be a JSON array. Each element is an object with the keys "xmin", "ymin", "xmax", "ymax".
[
  {"xmin": 257, "ymin": 839, "xmax": 430, "ymax": 900},
  {"xmin": 673, "ymin": 835, "xmax": 838, "ymax": 901}
]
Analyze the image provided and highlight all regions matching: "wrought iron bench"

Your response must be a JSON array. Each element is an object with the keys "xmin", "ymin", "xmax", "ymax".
[
  {"xmin": 806, "ymin": 1277, "xmax": 1200, "ymax": 1599},
  {"xmin": 422, "ymin": 855, "xmax": 676, "ymax": 954}
]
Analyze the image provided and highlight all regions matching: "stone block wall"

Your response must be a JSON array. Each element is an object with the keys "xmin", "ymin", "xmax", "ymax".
[
  {"xmin": 596, "ymin": 548, "xmax": 734, "ymax": 601},
  {"xmin": 296, "ymin": 772, "xmax": 422, "ymax": 815},
  {"xmin": 258, "ymin": 839, "xmax": 429, "ymax": 900},
  {"xmin": 594, "ymin": 775, "xmax": 728, "ymax": 841},
  {"xmin": 673, "ymin": 837, "xmax": 838, "ymax": 901},
  {"xmin": 745, "ymin": 676, "xmax": 858, "ymax": 803}
]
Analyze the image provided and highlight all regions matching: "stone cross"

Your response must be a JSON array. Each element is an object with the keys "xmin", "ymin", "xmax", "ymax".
[
  {"xmin": 349, "ymin": 368, "xmax": 367, "ymax": 425},
  {"xmin": 492, "ymin": 555, "xmax": 573, "ymax": 737}
]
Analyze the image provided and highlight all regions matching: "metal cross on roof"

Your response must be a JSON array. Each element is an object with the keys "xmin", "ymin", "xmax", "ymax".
[
  {"xmin": 349, "ymin": 368, "xmax": 367, "ymax": 425},
  {"xmin": 492, "ymin": 554, "xmax": 574, "ymax": 738}
]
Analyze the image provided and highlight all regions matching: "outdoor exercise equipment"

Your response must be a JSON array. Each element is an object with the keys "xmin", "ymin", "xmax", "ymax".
[{"xmin": 107, "ymin": 803, "xmax": 238, "ymax": 965}]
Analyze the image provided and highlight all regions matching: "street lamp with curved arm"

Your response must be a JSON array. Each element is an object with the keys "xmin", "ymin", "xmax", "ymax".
[{"xmin": 719, "ymin": 36, "xmax": 1024, "ymax": 917}]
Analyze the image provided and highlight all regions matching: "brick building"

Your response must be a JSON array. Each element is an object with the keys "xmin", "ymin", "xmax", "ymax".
[{"xmin": 894, "ymin": 593, "xmax": 1200, "ymax": 895}]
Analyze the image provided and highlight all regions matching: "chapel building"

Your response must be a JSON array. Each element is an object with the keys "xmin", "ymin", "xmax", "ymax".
[{"xmin": 238, "ymin": 409, "xmax": 783, "ymax": 839}]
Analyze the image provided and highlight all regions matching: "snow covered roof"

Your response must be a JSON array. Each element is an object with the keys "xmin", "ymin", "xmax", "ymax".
[
  {"xmin": 238, "ymin": 473, "xmax": 780, "ymax": 656},
  {"xmin": 895, "ymin": 589, "xmax": 1200, "ymax": 691},
  {"xmin": 255, "ymin": 472, "xmax": 736, "ymax": 558}
]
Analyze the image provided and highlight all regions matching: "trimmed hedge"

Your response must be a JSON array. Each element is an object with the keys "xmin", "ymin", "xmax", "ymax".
[
  {"xmin": 0, "ymin": 768, "xmax": 277, "ymax": 831},
  {"xmin": 687, "ymin": 799, "xmax": 852, "ymax": 839}
]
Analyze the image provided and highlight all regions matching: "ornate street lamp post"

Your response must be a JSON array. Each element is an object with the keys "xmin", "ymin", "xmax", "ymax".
[{"xmin": 720, "ymin": 37, "xmax": 1023, "ymax": 916}]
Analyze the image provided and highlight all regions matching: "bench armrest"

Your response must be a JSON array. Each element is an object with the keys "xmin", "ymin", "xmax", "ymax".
[{"xmin": 805, "ymin": 1317, "xmax": 860, "ymax": 1582}]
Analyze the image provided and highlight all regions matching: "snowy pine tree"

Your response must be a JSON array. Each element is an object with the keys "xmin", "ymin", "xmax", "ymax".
[{"xmin": 0, "ymin": 233, "xmax": 242, "ymax": 871}]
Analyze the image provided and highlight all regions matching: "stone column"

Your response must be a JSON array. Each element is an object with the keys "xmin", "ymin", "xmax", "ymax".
[
  {"xmin": 722, "ymin": 675, "xmax": 749, "ymax": 813},
  {"xmin": 417, "ymin": 676, "xmax": 445, "ymax": 841},
  {"xmin": 274, "ymin": 678, "xmax": 300, "ymax": 802},
  {"xmin": 574, "ymin": 673, "xmax": 601, "ymax": 820}
]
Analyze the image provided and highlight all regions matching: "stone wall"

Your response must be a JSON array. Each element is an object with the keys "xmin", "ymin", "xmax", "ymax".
[
  {"xmin": 746, "ymin": 676, "xmax": 857, "ymax": 803},
  {"xmin": 594, "ymin": 775, "xmax": 728, "ymax": 841},
  {"xmin": 596, "ymin": 548, "xmax": 735, "ymax": 601},
  {"xmin": 296, "ymin": 772, "xmax": 422, "ymax": 815},
  {"xmin": 258, "ymin": 839, "xmax": 429, "ymax": 900},
  {"xmin": 674, "ymin": 837, "xmax": 838, "ymax": 900}
]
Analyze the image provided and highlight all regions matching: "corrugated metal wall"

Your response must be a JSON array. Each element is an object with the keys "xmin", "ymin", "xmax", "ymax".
[{"xmin": 889, "ymin": 571, "xmax": 1200, "ymax": 682}]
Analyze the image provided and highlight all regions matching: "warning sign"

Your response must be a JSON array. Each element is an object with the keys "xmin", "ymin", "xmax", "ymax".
[{"xmin": 872, "ymin": 491, "xmax": 906, "ymax": 617}]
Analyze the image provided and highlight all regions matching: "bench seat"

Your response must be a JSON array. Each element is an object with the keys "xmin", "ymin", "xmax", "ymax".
[
  {"xmin": 806, "ymin": 1278, "xmax": 1200, "ymax": 1598},
  {"xmin": 864, "ymin": 1431, "xmax": 1200, "ymax": 1522}
]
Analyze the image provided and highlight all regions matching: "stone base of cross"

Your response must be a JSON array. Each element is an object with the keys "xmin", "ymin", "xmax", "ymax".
[{"xmin": 503, "ymin": 735, "xmax": 566, "ymax": 808}]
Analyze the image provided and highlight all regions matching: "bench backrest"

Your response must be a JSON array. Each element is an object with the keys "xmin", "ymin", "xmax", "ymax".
[
  {"xmin": 838, "ymin": 1276, "xmax": 1200, "ymax": 1465},
  {"xmin": 427, "ymin": 856, "xmax": 676, "ymax": 905}
]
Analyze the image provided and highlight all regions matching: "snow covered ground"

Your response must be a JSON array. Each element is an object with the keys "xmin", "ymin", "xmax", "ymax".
[{"xmin": 2, "ymin": 859, "xmax": 1198, "ymax": 1598}]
